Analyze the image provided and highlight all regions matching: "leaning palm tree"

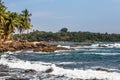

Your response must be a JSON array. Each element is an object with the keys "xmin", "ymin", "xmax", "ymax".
[
  {"xmin": 0, "ymin": 0, "xmax": 6, "ymax": 27},
  {"xmin": 0, "ymin": 0, "xmax": 7, "ymax": 40},
  {"xmin": 0, "ymin": 0, "xmax": 32, "ymax": 41},
  {"xmin": 4, "ymin": 12, "xmax": 19, "ymax": 40}
]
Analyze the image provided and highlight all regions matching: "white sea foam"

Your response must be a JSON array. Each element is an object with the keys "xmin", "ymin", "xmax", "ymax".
[
  {"xmin": 54, "ymin": 50, "xmax": 72, "ymax": 53},
  {"xmin": 82, "ymin": 52, "xmax": 120, "ymax": 55},
  {"xmin": 50, "ymin": 64, "xmax": 120, "ymax": 80},
  {"xmin": 57, "ymin": 45, "xmax": 71, "ymax": 49},
  {"xmin": 56, "ymin": 61, "xmax": 91, "ymax": 65},
  {"xmin": 0, "ymin": 54, "xmax": 51, "ymax": 71},
  {"xmin": 0, "ymin": 54, "xmax": 120, "ymax": 80},
  {"xmin": 91, "ymin": 43, "xmax": 120, "ymax": 48}
]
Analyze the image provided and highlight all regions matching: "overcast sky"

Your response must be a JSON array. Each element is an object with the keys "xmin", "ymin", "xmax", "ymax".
[{"xmin": 3, "ymin": 0, "xmax": 120, "ymax": 33}]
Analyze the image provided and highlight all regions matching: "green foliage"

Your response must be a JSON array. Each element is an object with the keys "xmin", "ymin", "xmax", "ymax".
[
  {"xmin": 13, "ymin": 29, "xmax": 120, "ymax": 42},
  {"xmin": 59, "ymin": 27, "xmax": 68, "ymax": 33},
  {"xmin": 0, "ymin": 0, "xmax": 32, "ymax": 40}
]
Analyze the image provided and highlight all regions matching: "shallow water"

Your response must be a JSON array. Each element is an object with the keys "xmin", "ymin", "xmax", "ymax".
[{"xmin": 0, "ymin": 42, "xmax": 120, "ymax": 80}]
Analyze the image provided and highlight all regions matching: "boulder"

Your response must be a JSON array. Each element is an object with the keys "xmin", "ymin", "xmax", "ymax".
[
  {"xmin": 7, "ymin": 48, "xmax": 16, "ymax": 52},
  {"xmin": 96, "ymin": 68, "xmax": 112, "ymax": 72},
  {"xmin": 42, "ymin": 47, "xmax": 56, "ymax": 52},
  {"xmin": 56, "ymin": 47, "xmax": 69, "ymax": 50},
  {"xmin": 0, "ymin": 72, "xmax": 9, "ymax": 77},
  {"xmin": 5, "ymin": 78, "xmax": 16, "ymax": 80},
  {"xmin": 33, "ymin": 48, "xmax": 42, "ymax": 52},
  {"xmin": 24, "ymin": 69, "xmax": 36, "ymax": 73},
  {"xmin": 45, "ymin": 68, "xmax": 53, "ymax": 73}
]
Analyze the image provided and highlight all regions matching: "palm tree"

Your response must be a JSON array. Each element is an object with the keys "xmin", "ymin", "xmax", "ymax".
[
  {"xmin": 0, "ymin": 0, "xmax": 7, "ymax": 40},
  {"xmin": 0, "ymin": 0, "xmax": 32, "ymax": 41},
  {"xmin": 0, "ymin": 0, "xmax": 6, "ymax": 25},
  {"xmin": 4, "ymin": 12, "xmax": 19, "ymax": 40},
  {"xmin": 17, "ymin": 9, "xmax": 32, "ymax": 40},
  {"xmin": 20, "ymin": 9, "xmax": 32, "ymax": 33}
]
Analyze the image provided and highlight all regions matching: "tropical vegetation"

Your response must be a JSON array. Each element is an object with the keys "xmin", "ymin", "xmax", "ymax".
[
  {"xmin": 0, "ymin": 0, "xmax": 32, "ymax": 41},
  {"xmin": 1, "ymin": 0, "xmax": 120, "ymax": 43},
  {"xmin": 14, "ymin": 28, "xmax": 120, "ymax": 42}
]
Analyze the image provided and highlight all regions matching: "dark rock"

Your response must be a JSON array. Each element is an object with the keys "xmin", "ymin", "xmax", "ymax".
[
  {"xmin": 45, "ymin": 68, "xmax": 53, "ymax": 73},
  {"xmin": 0, "ymin": 72, "xmax": 9, "ymax": 76},
  {"xmin": 6, "ymin": 78, "xmax": 29, "ymax": 80},
  {"xmin": 96, "ymin": 68, "xmax": 112, "ymax": 72},
  {"xmin": 24, "ymin": 69, "xmax": 36, "ymax": 73},
  {"xmin": 0, "ymin": 64, "xmax": 9, "ymax": 72},
  {"xmin": 5, "ymin": 78, "xmax": 16, "ymax": 80},
  {"xmin": 71, "ymin": 43, "xmax": 91, "ymax": 47}
]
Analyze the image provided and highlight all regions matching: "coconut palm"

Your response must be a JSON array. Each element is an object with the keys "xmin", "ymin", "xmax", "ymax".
[
  {"xmin": 0, "ymin": 0, "xmax": 32, "ymax": 41},
  {"xmin": 17, "ymin": 9, "xmax": 32, "ymax": 40},
  {"xmin": 4, "ymin": 12, "xmax": 19, "ymax": 40},
  {"xmin": 0, "ymin": 0, "xmax": 7, "ymax": 40},
  {"xmin": 19, "ymin": 9, "xmax": 32, "ymax": 33}
]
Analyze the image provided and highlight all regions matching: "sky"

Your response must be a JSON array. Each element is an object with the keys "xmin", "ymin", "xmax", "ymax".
[{"xmin": 3, "ymin": 0, "xmax": 120, "ymax": 33}]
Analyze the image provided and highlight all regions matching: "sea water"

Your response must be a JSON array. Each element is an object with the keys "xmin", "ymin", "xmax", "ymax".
[{"xmin": 0, "ymin": 42, "xmax": 120, "ymax": 80}]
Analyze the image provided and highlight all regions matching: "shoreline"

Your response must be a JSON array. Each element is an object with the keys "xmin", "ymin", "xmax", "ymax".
[{"xmin": 0, "ymin": 40, "xmax": 71, "ymax": 53}]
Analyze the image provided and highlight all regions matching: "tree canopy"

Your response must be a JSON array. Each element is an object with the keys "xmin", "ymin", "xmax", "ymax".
[
  {"xmin": 60, "ymin": 27, "xmax": 68, "ymax": 33},
  {"xmin": 13, "ymin": 29, "xmax": 120, "ymax": 42},
  {"xmin": 0, "ymin": 0, "xmax": 32, "ymax": 41}
]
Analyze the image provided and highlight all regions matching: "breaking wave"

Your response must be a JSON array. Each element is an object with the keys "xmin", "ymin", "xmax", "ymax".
[{"xmin": 0, "ymin": 53, "xmax": 120, "ymax": 80}]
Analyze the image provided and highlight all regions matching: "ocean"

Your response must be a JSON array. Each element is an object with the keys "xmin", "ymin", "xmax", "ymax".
[{"xmin": 0, "ymin": 42, "xmax": 120, "ymax": 80}]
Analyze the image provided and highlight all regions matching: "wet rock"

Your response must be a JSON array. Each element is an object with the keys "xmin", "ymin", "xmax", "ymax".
[
  {"xmin": 56, "ymin": 47, "xmax": 70, "ymax": 50},
  {"xmin": 37, "ymin": 42, "xmax": 48, "ymax": 47},
  {"xmin": 33, "ymin": 48, "xmax": 41, "ymax": 52},
  {"xmin": 0, "ymin": 40, "xmax": 71, "ymax": 52},
  {"xmin": 8, "ymin": 48, "xmax": 16, "ymax": 52},
  {"xmin": 41, "ymin": 45, "xmax": 70, "ymax": 52},
  {"xmin": 96, "ymin": 68, "xmax": 112, "ymax": 72},
  {"xmin": 5, "ymin": 78, "xmax": 16, "ymax": 80},
  {"xmin": 45, "ymin": 68, "xmax": 53, "ymax": 73},
  {"xmin": 0, "ymin": 64, "xmax": 9, "ymax": 72},
  {"xmin": 24, "ymin": 69, "xmax": 36, "ymax": 73},
  {"xmin": 0, "ymin": 72, "xmax": 9, "ymax": 77},
  {"xmin": 42, "ymin": 47, "xmax": 56, "ymax": 52},
  {"xmin": 6, "ymin": 78, "xmax": 29, "ymax": 80},
  {"xmin": 70, "ymin": 43, "xmax": 91, "ymax": 47}
]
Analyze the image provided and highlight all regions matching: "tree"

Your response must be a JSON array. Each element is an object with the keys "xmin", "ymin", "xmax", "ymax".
[
  {"xmin": 4, "ymin": 12, "xmax": 19, "ymax": 40},
  {"xmin": 60, "ymin": 27, "xmax": 68, "ymax": 33},
  {"xmin": 16, "ymin": 9, "xmax": 32, "ymax": 40},
  {"xmin": 0, "ymin": 0, "xmax": 7, "ymax": 40},
  {"xmin": 0, "ymin": 0, "xmax": 32, "ymax": 41},
  {"xmin": 21, "ymin": 9, "xmax": 32, "ymax": 32}
]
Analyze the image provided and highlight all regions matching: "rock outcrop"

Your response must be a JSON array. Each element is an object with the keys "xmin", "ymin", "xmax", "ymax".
[{"xmin": 0, "ymin": 40, "xmax": 71, "ymax": 52}]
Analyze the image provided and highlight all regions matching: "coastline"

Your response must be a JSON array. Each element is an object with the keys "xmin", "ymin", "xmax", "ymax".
[
  {"xmin": 0, "ymin": 42, "xmax": 120, "ymax": 80},
  {"xmin": 0, "ymin": 40, "xmax": 71, "ymax": 53}
]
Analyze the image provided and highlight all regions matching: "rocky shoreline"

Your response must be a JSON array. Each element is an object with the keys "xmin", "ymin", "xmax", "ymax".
[
  {"xmin": 0, "ymin": 40, "xmax": 71, "ymax": 53},
  {"xmin": 0, "ymin": 64, "xmax": 103, "ymax": 80}
]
